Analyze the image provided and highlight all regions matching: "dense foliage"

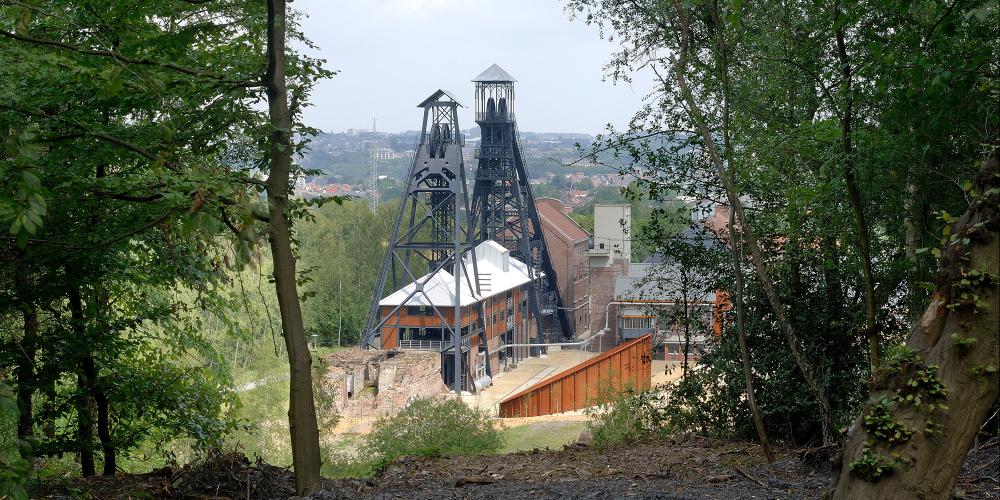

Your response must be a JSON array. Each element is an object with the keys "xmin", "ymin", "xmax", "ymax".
[
  {"xmin": 569, "ymin": 0, "xmax": 998, "ymax": 444},
  {"xmin": 0, "ymin": 0, "xmax": 330, "ymax": 485},
  {"xmin": 585, "ymin": 388, "xmax": 671, "ymax": 449},
  {"xmin": 363, "ymin": 398, "xmax": 504, "ymax": 466}
]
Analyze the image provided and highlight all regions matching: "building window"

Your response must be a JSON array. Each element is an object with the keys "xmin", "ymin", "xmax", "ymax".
[
  {"xmin": 621, "ymin": 317, "xmax": 654, "ymax": 330},
  {"xmin": 407, "ymin": 306, "xmax": 434, "ymax": 316}
]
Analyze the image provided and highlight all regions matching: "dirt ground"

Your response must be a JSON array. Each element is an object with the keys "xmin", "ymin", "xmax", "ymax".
[{"xmin": 35, "ymin": 436, "xmax": 999, "ymax": 499}]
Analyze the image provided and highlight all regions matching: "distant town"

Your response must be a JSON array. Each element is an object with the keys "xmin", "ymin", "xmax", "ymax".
[{"xmin": 295, "ymin": 127, "xmax": 631, "ymax": 207}]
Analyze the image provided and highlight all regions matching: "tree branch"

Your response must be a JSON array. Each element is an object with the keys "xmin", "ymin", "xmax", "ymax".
[
  {"xmin": 0, "ymin": 104, "xmax": 160, "ymax": 162},
  {"xmin": 0, "ymin": 29, "xmax": 259, "ymax": 86}
]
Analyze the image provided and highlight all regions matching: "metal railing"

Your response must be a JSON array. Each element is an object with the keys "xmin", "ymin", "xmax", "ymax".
[
  {"xmin": 396, "ymin": 333, "xmax": 476, "ymax": 352},
  {"xmin": 398, "ymin": 339, "xmax": 445, "ymax": 351},
  {"xmin": 475, "ymin": 112, "xmax": 516, "ymax": 122}
]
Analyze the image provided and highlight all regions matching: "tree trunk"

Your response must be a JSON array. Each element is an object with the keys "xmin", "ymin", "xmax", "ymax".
[
  {"xmin": 834, "ymin": 0, "xmax": 880, "ymax": 371},
  {"xmin": 69, "ymin": 287, "xmax": 95, "ymax": 477},
  {"xmin": 81, "ymin": 354, "xmax": 115, "ymax": 475},
  {"xmin": 264, "ymin": 0, "xmax": 322, "ymax": 494},
  {"xmin": 666, "ymin": 1, "xmax": 836, "ymax": 444},
  {"xmin": 681, "ymin": 268, "xmax": 690, "ymax": 377},
  {"xmin": 15, "ymin": 309, "xmax": 37, "ymax": 442},
  {"xmin": 903, "ymin": 179, "xmax": 921, "ymax": 265},
  {"xmin": 705, "ymin": 0, "xmax": 774, "ymax": 461},
  {"xmin": 832, "ymin": 148, "xmax": 999, "ymax": 499},
  {"xmin": 729, "ymin": 205, "xmax": 775, "ymax": 462},
  {"xmin": 14, "ymin": 263, "xmax": 37, "ymax": 458}
]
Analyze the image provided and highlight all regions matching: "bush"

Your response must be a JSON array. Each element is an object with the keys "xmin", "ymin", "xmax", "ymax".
[
  {"xmin": 363, "ymin": 398, "xmax": 503, "ymax": 466},
  {"xmin": 0, "ymin": 383, "xmax": 30, "ymax": 500},
  {"xmin": 585, "ymin": 387, "xmax": 671, "ymax": 449}
]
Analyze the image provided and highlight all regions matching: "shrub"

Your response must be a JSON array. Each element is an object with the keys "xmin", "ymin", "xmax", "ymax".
[
  {"xmin": 0, "ymin": 383, "xmax": 30, "ymax": 500},
  {"xmin": 363, "ymin": 398, "xmax": 503, "ymax": 466},
  {"xmin": 585, "ymin": 387, "xmax": 671, "ymax": 449}
]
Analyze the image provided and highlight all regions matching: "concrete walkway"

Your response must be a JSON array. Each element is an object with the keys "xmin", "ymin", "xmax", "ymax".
[{"xmin": 462, "ymin": 347, "xmax": 600, "ymax": 415}]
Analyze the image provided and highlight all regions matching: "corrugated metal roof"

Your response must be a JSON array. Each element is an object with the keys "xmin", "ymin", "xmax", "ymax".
[
  {"xmin": 615, "ymin": 262, "xmax": 716, "ymax": 302},
  {"xmin": 472, "ymin": 63, "xmax": 516, "ymax": 82},
  {"xmin": 379, "ymin": 240, "xmax": 535, "ymax": 307},
  {"xmin": 417, "ymin": 89, "xmax": 464, "ymax": 108}
]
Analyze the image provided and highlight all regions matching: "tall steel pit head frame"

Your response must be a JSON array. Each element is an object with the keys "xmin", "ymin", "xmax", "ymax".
[
  {"xmin": 361, "ymin": 89, "xmax": 481, "ymax": 392},
  {"xmin": 469, "ymin": 64, "xmax": 573, "ymax": 342}
]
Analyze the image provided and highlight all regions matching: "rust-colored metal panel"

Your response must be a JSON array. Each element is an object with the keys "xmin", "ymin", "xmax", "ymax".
[
  {"xmin": 539, "ymin": 383, "xmax": 551, "ymax": 415},
  {"xmin": 585, "ymin": 363, "xmax": 600, "ymax": 404},
  {"xmin": 560, "ymin": 376, "xmax": 573, "ymax": 413},
  {"xmin": 499, "ymin": 335, "xmax": 653, "ymax": 418}
]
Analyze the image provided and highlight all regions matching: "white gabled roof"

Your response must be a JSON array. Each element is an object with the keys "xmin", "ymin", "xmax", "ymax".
[
  {"xmin": 472, "ymin": 63, "xmax": 516, "ymax": 83},
  {"xmin": 417, "ymin": 89, "xmax": 464, "ymax": 108},
  {"xmin": 379, "ymin": 240, "xmax": 536, "ymax": 307}
]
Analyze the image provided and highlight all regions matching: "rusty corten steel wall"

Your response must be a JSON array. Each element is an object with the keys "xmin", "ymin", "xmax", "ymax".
[{"xmin": 498, "ymin": 334, "xmax": 653, "ymax": 418}]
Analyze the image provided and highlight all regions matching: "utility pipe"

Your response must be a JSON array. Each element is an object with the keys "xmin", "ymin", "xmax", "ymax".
[
  {"xmin": 488, "ymin": 328, "xmax": 608, "ymax": 354},
  {"xmin": 493, "ymin": 299, "xmax": 631, "ymax": 354}
]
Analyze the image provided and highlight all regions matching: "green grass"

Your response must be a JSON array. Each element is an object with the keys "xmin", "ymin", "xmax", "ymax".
[
  {"xmin": 225, "ymin": 347, "xmax": 342, "ymax": 467},
  {"xmin": 501, "ymin": 421, "xmax": 587, "ymax": 453},
  {"xmin": 322, "ymin": 456, "xmax": 378, "ymax": 479}
]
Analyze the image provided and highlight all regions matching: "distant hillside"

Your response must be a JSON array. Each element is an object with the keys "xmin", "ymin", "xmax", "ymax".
[{"xmin": 299, "ymin": 129, "xmax": 615, "ymax": 184}]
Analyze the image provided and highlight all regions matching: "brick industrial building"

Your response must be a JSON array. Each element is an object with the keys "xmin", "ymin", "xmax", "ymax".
[
  {"xmin": 535, "ymin": 199, "xmax": 631, "ymax": 339},
  {"xmin": 376, "ymin": 240, "xmax": 539, "ymax": 389},
  {"xmin": 536, "ymin": 198, "xmax": 733, "ymax": 360}
]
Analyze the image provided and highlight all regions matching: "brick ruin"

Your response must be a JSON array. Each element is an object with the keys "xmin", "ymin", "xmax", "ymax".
[{"xmin": 318, "ymin": 349, "xmax": 448, "ymax": 418}]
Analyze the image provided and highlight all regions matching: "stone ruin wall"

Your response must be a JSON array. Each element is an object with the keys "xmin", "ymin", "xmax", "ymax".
[{"xmin": 318, "ymin": 349, "xmax": 448, "ymax": 419}]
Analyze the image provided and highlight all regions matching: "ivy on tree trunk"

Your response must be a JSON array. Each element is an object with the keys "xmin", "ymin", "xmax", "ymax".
[{"xmin": 832, "ymin": 149, "xmax": 999, "ymax": 498}]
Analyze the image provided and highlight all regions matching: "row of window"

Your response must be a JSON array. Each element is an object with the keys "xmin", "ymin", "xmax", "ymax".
[
  {"xmin": 621, "ymin": 316, "xmax": 655, "ymax": 330},
  {"xmin": 406, "ymin": 306, "xmax": 435, "ymax": 316}
]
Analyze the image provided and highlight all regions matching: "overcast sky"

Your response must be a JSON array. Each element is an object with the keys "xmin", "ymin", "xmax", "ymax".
[{"xmin": 293, "ymin": 0, "xmax": 653, "ymax": 134}]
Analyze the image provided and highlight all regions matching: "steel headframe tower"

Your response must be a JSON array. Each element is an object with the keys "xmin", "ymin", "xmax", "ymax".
[
  {"xmin": 469, "ymin": 64, "xmax": 573, "ymax": 340},
  {"xmin": 362, "ymin": 89, "xmax": 477, "ymax": 392}
]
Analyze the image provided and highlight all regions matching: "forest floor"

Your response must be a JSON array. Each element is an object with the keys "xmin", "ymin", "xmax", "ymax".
[{"xmin": 35, "ymin": 435, "xmax": 999, "ymax": 499}]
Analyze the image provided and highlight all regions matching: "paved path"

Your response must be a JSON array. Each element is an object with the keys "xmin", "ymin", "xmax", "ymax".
[{"xmin": 461, "ymin": 347, "xmax": 600, "ymax": 415}]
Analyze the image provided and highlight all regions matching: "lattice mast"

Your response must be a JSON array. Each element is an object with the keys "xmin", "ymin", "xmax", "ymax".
[
  {"xmin": 469, "ymin": 64, "xmax": 573, "ymax": 339},
  {"xmin": 369, "ymin": 117, "xmax": 379, "ymax": 210},
  {"xmin": 361, "ymin": 90, "xmax": 479, "ymax": 391}
]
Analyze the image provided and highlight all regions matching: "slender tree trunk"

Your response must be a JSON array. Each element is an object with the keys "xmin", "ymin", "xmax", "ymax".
[
  {"xmin": 681, "ymin": 269, "xmax": 690, "ymax": 377},
  {"xmin": 665, "ymin": 0, "xmax": 836, "ymax": 445},
  {"xmin": 832, "ymin": 148, "xmax": 999, "ymax": 499},
  {"xmin": 834, "ymin": 0, "xmax": 879, "ymax": 371},
  {"xmin": 707, "ymin": 0, "xmax": 774, "ymax": 460},
  {"xmin": 903, "ymin": 179, "xmax": 921, "ymax": 265},
  {"xmin": 14, "ymin": 264, "xmax": 37, "ymax": 458},
  {"xmin": 264, "ymin": 0, "xmax": 322, "ymax": 494},
  {"xmin": 729, "ymin": 206, "xmax": 775, "ymax": 462},
  {"xmin": 69, "ymin": 287, "xmax": 95, "ymax": 477},
  {"xmin": 81, "ymin": 355, "xmax": 115, "ymax": 475}
]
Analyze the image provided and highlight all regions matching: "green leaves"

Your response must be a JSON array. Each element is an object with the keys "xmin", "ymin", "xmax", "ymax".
[
  {"xmin": 98, "ymin": 65, "xmax": 125, "ymax": 97},
  {"xmin": 0, "ymin": 383, "xmax": 31, "ymax": 500},
  {"xmin": 1, "ymin": 170, "xmax": 48, "ymax": 248}
]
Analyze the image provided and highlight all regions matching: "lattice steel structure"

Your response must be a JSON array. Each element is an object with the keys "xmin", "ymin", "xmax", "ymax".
[
  {"xmin": 469, "ymin": 64, "xmax": 573, "ymax": 340},
  {"xmin": 361, "ymin": 90, "xmax": 479, "ymax": 391}
]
